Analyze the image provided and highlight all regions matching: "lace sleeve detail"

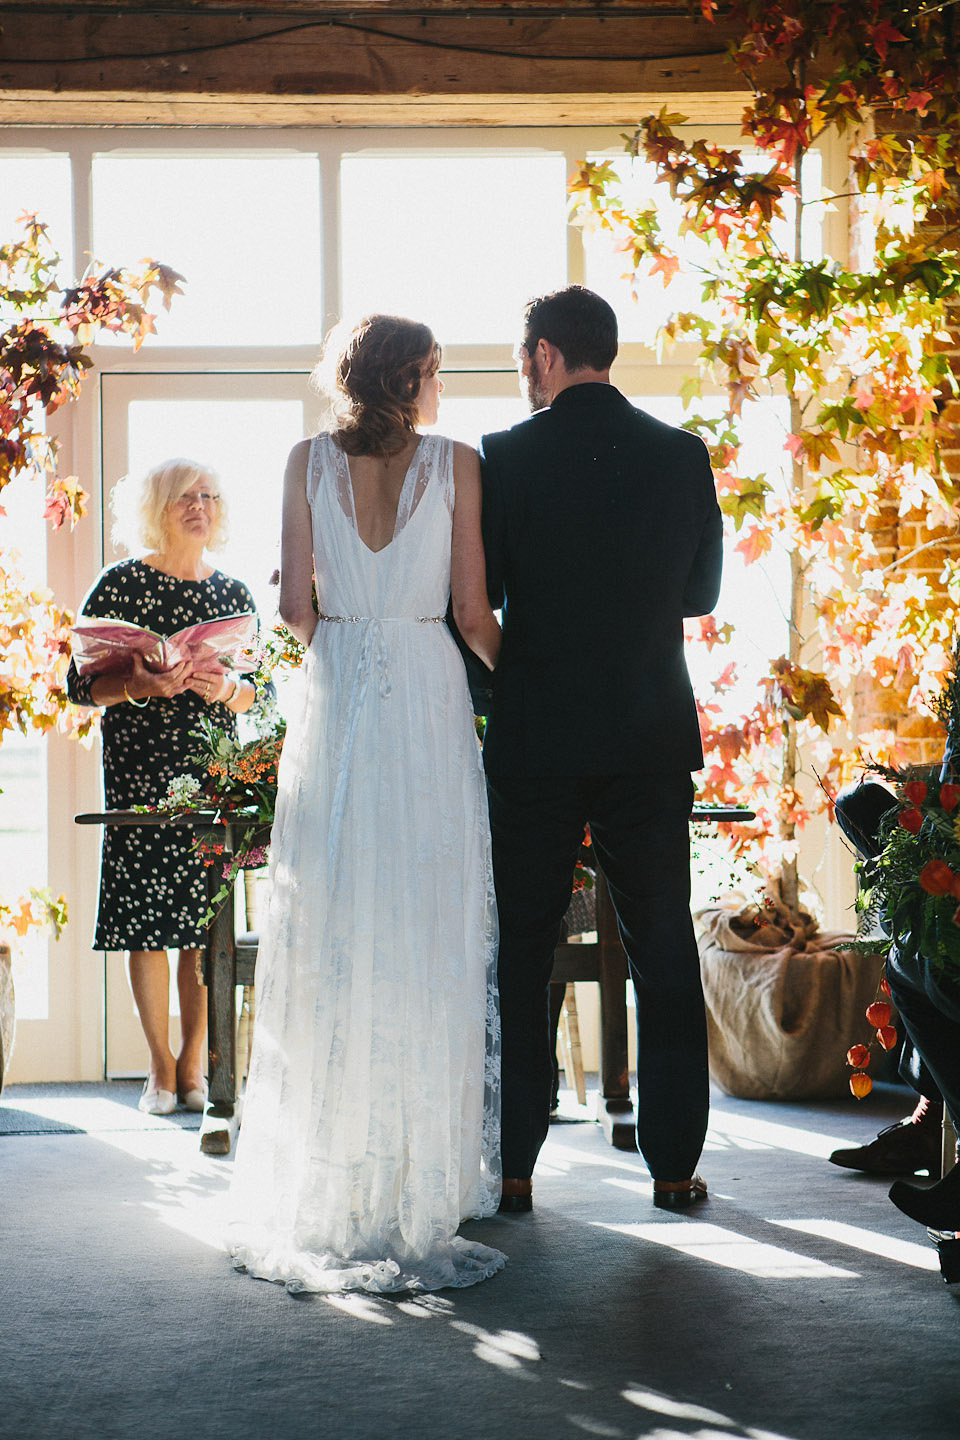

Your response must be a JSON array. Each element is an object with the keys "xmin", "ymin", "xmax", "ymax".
[
  {"xmin": 438, "ymin": 435, "xmax": 455, "ymax": 517},
  {"xmin": 304, "ymin": 433, "xmax": 320, "ymax": 509}
]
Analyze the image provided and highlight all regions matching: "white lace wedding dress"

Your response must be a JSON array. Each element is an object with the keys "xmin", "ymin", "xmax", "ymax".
[{"xmin": 225, "ymin": 432, "xmax": 504, "ymax": 1294}]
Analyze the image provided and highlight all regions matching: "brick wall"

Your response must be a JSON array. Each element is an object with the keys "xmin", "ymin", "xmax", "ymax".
[{"xmin": 850, "ymin": 116, "xmax": 960, "ymax": 766}]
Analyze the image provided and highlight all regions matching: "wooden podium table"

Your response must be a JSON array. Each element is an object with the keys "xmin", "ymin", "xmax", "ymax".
[{"xmin": 78, "ymin": 803, "xmax": 751, "ymax": 1156}]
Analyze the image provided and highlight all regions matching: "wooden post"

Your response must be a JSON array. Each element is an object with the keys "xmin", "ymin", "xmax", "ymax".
[{"xmin": 199, "ymin": 825, "xmax": 240, "ymax": 1155}]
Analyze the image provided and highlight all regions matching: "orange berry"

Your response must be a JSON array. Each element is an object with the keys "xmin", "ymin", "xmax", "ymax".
[{"xmin": 865, "ymin": 1000, "xmax": 892, "ymax": 1027}]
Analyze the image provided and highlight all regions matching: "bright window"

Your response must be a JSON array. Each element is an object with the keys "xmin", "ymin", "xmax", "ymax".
[
  {"xmin": 92, "ymin": 152, "xmax": 323, "ymax": 347},
  {"xmin": 340, "ymin": 153, "xmax": 568, "ymax": 344}
]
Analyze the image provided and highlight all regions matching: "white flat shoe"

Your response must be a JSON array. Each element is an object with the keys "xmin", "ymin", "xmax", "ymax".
[
  {"xmin": 138, "ymin": 1085, "xmax": 176, "ymax": 1116},
  {"xmin": 178, "ymin": 1086, "xmax": 207, "ymax": 1113}
]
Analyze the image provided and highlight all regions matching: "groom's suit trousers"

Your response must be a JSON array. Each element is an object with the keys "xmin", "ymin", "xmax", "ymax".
[{"xmin": 487, "ymin": 767, "xmax": 709, "ymax": 1182}]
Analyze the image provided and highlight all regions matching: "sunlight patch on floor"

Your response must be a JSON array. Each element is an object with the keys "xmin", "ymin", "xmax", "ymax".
[
  {"xmin": 621, "ymin": 1386, "xmax": 737, "ymax": 1426},
  {"xmin": 773, "ymin": 1218, "xmax": 940, "ymax": 1271},
  {"xmin": 595, "ymin": 1220, "xmax": 858, "ymax": 1278},
  {"xmin": 620, "ymin": 1387, "xmax": 805, "ymax": 1440},
  {"xmin": 93, "ymin": 1127, "xmax": 230, "ymax": 1250},
  {"xmin": 448, "ymin": 1321, "xmax": 542, "ymax": 1375},
  {"xmin": 0, "ymin": 1094, "xmax": 171, "ymax": 1133},
  {"xmin": 542, "ymin": 1137, "xmax": 647, "ymax": 1175},
  {"xmin": 324, "ymin": 1293, "xmax": 395, "ymax": 1324},
  {"xmin": 706, "ymin": 1110, "xmax": 851, "ymax": 1158}
]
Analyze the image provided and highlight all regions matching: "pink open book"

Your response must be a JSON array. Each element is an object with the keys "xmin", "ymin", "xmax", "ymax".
[{"xmin": 70, "ymin": 612, "xmax": 258, "ymax": 677}]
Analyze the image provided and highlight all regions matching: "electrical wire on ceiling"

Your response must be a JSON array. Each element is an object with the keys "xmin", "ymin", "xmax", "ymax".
[{"xmin": 0, "ymin": 9, "xmax": 729, "ymax": 67}]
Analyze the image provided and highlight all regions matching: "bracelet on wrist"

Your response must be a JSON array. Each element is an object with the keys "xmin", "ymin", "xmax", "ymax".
[{"xmin": 123, "ymin": 685, "xmax": 150, "ymax": 708}]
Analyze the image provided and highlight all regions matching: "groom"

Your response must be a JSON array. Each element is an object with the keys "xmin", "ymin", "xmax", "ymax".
[{"xmin": 479, "ymin": 285, "xmax": 723, "ymax": 1213}]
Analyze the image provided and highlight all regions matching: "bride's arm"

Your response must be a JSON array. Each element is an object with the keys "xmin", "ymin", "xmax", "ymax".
[
  {"xmin": 451, "ymin": 441, "xmax": 501, "ymax": 673},
  {"xmin": 279, "ymin": 439, "xmax": 319, "ymax": 648}
]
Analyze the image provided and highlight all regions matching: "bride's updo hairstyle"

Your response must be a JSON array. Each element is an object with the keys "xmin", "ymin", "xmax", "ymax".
[{"xmin": 316, "ymin": 314, "xmax": 441, "ymax": 458}]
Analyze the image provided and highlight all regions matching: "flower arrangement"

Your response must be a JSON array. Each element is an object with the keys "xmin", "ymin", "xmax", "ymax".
[
  {"xmin": 846, "ymin": 639, "xmax": 960, "ymax": 1095},
  {"xmin": 134, "ymin": 672, "xmax": 284, "ymax": 916},
  {"xmin": 859, "ymin": 767, "xmax": 960, "ymax": 982}
]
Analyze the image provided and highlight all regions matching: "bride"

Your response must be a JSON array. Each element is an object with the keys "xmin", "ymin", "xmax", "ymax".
[{"xmin": 226, "ymin": 315, "xmax": 505, "ymax": 1293}]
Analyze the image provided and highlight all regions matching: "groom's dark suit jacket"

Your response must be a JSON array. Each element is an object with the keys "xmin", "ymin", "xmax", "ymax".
[{"xmin": 478, "ymin": 382, "xmax": 723, "ymax": 776}]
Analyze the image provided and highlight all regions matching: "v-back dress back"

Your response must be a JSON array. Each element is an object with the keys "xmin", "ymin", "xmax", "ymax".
[{"xmin": 226, "ymin": 432, "xmax": 504, "ymax": 1293}]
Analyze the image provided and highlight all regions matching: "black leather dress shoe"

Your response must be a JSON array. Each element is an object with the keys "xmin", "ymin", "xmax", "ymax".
[
  {"xmin": 829, "ymin": 1099, "xmax": 943, "ymax": 1176},
  {"xmin": 652, "ymin": 1174, "xmax": 708, "ymax": 1210},
  {"xmin": 889, "ymin": 1162, "xmax": 960, "ymax": 1230},
  {"xmin": 498, "ymin": 1178, "xmax": 533, "ymax": 1213}
]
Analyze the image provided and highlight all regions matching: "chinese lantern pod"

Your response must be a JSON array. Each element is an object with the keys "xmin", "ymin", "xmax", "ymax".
[
  {"xmin": 865, "ymin": 1000, "xmax": 892, "ymax": 1028},
  {"xmin": 880, "ymin": 976, "xmax": 892, "ymax": 997},
  {"xmin": 876, "ymin": 1024, "xmax": 898, "ymax": 1051},
  {"xmin": 850, "ymin": 1072, "xmax": 873, "ymax": 1099},
  {"xmin": 846, "ymin": 1044, "xmax": 870, "ymax": 1068}
]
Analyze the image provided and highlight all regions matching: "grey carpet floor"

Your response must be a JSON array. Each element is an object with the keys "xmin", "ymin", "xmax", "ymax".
[{"xmin": 1, "ymin": 1078, "xmax": 957, "ymax": 1440}]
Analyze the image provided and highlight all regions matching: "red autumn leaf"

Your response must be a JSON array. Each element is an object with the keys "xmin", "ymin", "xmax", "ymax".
[
  {"xmin": 850, "ymin": 1073, "xmax": 873, "ymax": 1099},
  {"xmin": 876, "ymin": 1025, "xmax": 898, "ymax": 1051},
  {"xmin": 868, "ymin": 18, "xmax": 907, "ymax": 61},
  {"xmin": 940, "ymin": 784, "xmax": 960, "ymax": 814},
  {"xmin": 905, "ymin": 89, "xmax": 934, "ymax": 116},
  {"xmin": 903, "ymin": 780, "xmax": 928, "ymax": 806},
  {"xmin": 712, "ymin": 662, "xmax": 737, "ymax": 692},
  {"xmin": 897, "ymin": 808, "xmax": 923, "ymax": 834},
  {"xmin": 918, "ymin": 858, "xmax": 956, "ymax": 896},
  {"xmin": 846, "ymin": 1044, "xmax": 870, "ymax": 1068},
  {"xmin": 42, "ymin": 491, "xmax": 70, "ymax": 531},
  {"xmin": 866, "ymin": 1000, "xmax": 892, "ymax": 1028}
]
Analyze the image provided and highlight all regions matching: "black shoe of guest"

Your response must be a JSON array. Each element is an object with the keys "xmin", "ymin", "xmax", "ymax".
[
  {"xmin": 829, "ymin": 1098, "xmax": 943, "ymax": 1176},
  {"xmin": 652, "ymin": 1174, "xmax": 708, "ymax": 1210},
  {"xmin": 498, "ymin": 1178, "xmax": 533, "ymax": 1213},
  {"xmin": 889, "ymin": 1161, "xmax": 960, "ymax": 1230}
]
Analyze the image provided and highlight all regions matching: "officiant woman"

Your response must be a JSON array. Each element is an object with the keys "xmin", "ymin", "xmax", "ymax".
[{"xmin": 66, "ymin": 458, "xmax": 261, "ymax": 1116}]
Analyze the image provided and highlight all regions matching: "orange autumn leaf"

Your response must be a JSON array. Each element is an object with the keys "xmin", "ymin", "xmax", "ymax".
[
  {"xmin": 649, "ymin": 252, "xmax": 681, "ymax": 286},
  {"xmin": 735, "ymin": 526, "xmax": 772, "ymax": 565}
]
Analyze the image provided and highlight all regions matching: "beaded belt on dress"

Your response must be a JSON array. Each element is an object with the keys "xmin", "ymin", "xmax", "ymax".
[{"xmin": 320, "ymin": 614, "xmax": 445, "ymax": 623}]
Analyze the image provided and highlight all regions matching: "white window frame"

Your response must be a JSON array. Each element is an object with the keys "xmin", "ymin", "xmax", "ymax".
[{"xmin": 0, "ymin": 122, "xmax": 850, "ymax": 1081}]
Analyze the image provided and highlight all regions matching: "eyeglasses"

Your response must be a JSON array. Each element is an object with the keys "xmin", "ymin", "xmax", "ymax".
[{"xmin": 175, "ymin": 491, "xmax": 220, "ymax": 509}]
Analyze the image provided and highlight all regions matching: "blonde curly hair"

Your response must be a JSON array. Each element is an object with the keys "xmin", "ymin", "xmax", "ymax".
[{"xmin": 110, "ymin": 457, "xmax": 229, "ymax": 554}]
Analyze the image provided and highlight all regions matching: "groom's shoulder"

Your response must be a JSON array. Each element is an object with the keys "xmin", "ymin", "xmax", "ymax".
[{"xmin": 480, "ymin": 406, "xmax": 554, "ymax": 463}]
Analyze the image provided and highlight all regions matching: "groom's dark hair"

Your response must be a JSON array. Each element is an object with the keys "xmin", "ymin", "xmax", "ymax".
[{"xmin": 522, "ymin": 286, "xmax": 618, "ymax": 373}]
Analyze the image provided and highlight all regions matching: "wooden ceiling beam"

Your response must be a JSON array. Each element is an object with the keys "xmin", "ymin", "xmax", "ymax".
[{"xmin": 0, "ymin": 5, "xmax": 768, "ymax": 126}]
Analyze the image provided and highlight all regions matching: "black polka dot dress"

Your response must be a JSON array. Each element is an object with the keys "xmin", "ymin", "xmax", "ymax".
[{"xmin": 66, "ymin": 558, "xmax": 258, "ymax": 951}]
